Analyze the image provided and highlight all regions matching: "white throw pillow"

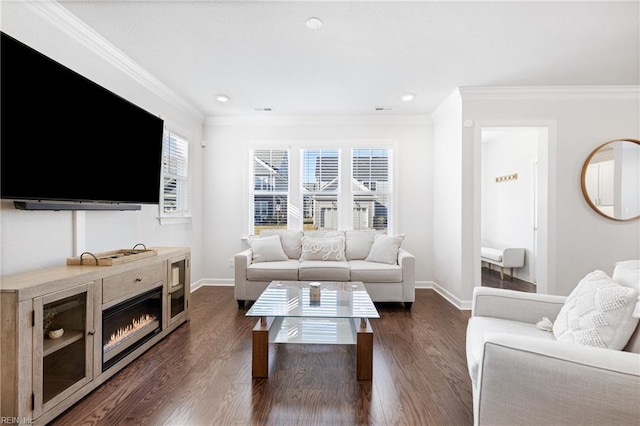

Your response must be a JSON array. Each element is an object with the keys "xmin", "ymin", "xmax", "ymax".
[
  {"xmin": 260, "ymin": 230, "xmax": 303, "ymax": 259},
  {"xmin": 248, "ymin": 235, "xmax": 288, "ymax": 263},
  {"xmin": 300, "ymin": 236, "xmax": 345, "ymax": 261},
  {"xmin": 552, "ymin": 270, "xmax": 639, "ymax": 350},
  {"xmin": 345, "ymin": 230, "xmax": 380, "ymax": 260},
  {"xmin": 365, "ymin": 234, "xmax": 405, "ymax": 265}
]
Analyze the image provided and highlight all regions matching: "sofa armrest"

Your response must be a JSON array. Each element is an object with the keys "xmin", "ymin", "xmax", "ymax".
[
  {"xmin": 501, "ymin": 248, "xmax": 525, "ymax": 267},
  {"xmin": 477, "ymin": 333, "xmax": 640, "ymax": 425},
  {"xmin": 472, "ymin": 287, "xmax": 565, "ymax": 323},
  {"xmin": 234, "ymin": 249, "xmax": 253, "ymax": 302},
  {"xmin": 398, "ymin": 248, "xmax": 416, "ymax": 303}
]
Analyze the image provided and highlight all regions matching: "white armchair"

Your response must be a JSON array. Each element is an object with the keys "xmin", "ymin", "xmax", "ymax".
[{"xmin": 466, "ymin": 268, "xmax": 640, "ymax": 425}]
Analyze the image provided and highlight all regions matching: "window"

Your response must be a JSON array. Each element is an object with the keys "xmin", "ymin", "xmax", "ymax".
[
  {"xmin": 160, "ymin": 130, "xmax": 190, "ymax": 221},
  {"xmin": 248, "ymin": 145, "xmax": 393, "ymax": 234},
  {"xmin": 251, "ymin": 149, "xmax": 289, "ymax": 234},
  {"xmin": 302, "ymin": 149, "xmax": 339, "ymax": 231},
  {"xmin": 352, "ymin": 149, "xmax": 392, "ymax": 231}
]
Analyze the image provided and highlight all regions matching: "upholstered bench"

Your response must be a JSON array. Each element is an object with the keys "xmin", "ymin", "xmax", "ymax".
[{"xmin": 481, "ymin": 245, "xmax": 525, "ymax": 280}]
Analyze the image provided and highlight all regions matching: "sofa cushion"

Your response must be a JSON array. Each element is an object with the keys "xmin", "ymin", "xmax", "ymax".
[
  {"xmin": 260, "ymin": 230, "xmax": 303, "ymax": 259},
  {"xmin": 247, "ymin": 259, "xmax": 300, "ymax": 281},
  {"xmin": 552, "ymin": 270, "xmax": 639, "ymax": 350},
  {"xmin": 612, "ymin": 260, "xmax": 640, "ymax": 353},
  {"xmin": 345, "ymin": 230, "xmax": 380, "ymax": 260},
  {"xmin": 466, "ymin": 316, "xmax": 555, "ymax": 386},
  {"xmin": 248, "ymin": 234, "xmax": 288, "ymax": 263},
  {"xmin": 365, "ymin": 233, "xmax": 404, "ymax": 265},
  {"xmin": 300, "ymin": 236, "xmax": 346, "ymax": 261},
  {"xmin": 613, "ymin": 259, "xmax": 640, "ymax": 299},
  {"xmin": 349, "ymin": 260, "xmax": 402, "ymax": 283},
  {"xmin": 481, "ymin": 247, "xmax": 503, "ymax": 262},
  {"xmin": 304, "ymin": 230, "xmax": 345, "ymax": 239},
  {"xmin": 299, "ymin": 260, "xmax": 350, "ymax": 281}
]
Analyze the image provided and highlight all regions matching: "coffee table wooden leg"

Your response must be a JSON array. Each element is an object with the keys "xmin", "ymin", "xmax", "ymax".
[
  {"xmin": 252, "ymin": 317, "xmax": 273, "ymax": 378},
  {"xmin": 355, "ymin": 318, "xmax": 373, "ymax": 380}
]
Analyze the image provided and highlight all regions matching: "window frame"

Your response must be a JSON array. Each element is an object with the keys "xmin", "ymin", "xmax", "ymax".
[
  {"xmin": 159, "ymin": 127, "xmax": 191, "ymax": 225},
  {"xmin": 247, "ymin": 140, "xmax": 396, "ymax": 235},
  {"xmin": 250, "ymin": 148, "xmax": 290, "ymax": 234}
]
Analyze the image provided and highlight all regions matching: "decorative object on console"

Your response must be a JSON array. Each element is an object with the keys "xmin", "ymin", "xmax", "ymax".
[
  {"xmin": 43, "ymin": 308, "xmax": 63, "ymax": 338},
  {"xmin": 67, "ymin": 243, "xmax": 157, "ymax": 266},
  {"xmin": 48, "ymin": 326, "xmax": 64, "ymax": 340},
  {"xmin": 581, "ymin": 138, "xmax": 640, "ymax": 221}
]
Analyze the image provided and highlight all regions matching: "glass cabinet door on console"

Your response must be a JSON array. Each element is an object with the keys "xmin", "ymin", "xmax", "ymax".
[
  {"xmin": 32, "ymin": 282, "xmax": 95, "ymax": 418},
  {"xmin": 167, "ymin": 255, "xmax": 190, "ymax": 326}
]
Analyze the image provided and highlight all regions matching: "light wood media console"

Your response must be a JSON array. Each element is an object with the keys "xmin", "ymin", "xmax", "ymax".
[{"xmin": 1, "ymin": 246, "xmax": 190, "ymax": 425}]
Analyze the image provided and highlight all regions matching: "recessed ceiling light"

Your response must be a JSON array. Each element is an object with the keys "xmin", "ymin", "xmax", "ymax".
[
  {"xmin": 400, "ymin": 93, "xmax": 416, "ymax": 102},
  {"xmin": 306, "ymin": 17, "xmax": 322, "ymax": 30},
  {"xmin": 216, "ymin": 94, "xmax": 229, "ymax": 103}
]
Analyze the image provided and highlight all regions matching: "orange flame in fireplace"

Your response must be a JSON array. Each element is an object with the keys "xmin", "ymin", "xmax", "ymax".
[{"xmin": 104, "ymin": 314, "xmax": 157, "ymax": 352}]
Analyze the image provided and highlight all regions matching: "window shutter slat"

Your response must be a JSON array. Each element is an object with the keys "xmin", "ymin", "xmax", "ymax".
[{"xmin": 162, "ymin": 131, "xmax": 190, "ymax": 216}]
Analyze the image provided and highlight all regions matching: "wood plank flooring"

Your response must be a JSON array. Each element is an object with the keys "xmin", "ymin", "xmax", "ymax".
[
  {"xmin": 481, "ymin": 266, "xmax": 536, "ymax": 293},
  {"xmin": 50, "ymin": 287, "xmax": 473, "ymax": 426}
]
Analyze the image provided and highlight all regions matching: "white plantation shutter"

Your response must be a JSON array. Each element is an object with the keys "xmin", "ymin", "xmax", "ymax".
[
  {"xmin": 251, "ymin": 149, "xmax": 289, "ymax": 234},
  {"xmin": 302, "ymin": 149, "xmax": 340, "ymax": 231},
  {"xmin": 161, "ymin": 131, "xmax": 189, "ymax": 217},
  {"xmin": 247, "ymin": 145, "xmax": 394, "ymax": 234},
  {"xmin": 352, "ymin": 149, "xmax": 392, "ymax": 231}
]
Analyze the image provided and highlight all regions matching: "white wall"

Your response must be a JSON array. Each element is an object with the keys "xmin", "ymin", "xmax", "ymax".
[
  {"xmin": 465, "ymin": 87, "xmax": 640, "ymax": 299},
  {"xmin": 0, "ymin": 2, "xmax": 205, "ymax": 282},
  {"xmin": 430, "ymin": 90, "xmax": 465, "ymax": 306},
  {"xmin": 481, "ymin": 128, "xmax": 538, "ymax": 282},
  {"xmin": 201, "ymin": 115, "xmax": 433, "ymax": 287}
]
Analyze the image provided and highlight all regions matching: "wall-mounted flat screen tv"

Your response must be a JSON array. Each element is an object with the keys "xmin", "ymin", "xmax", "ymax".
[{"xmin": 0, "ymin": 32, "xmax": 164, "ymax": 208}]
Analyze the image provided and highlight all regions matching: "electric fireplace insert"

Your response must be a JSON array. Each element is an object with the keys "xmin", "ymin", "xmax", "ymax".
[{"xmin": 102, "ymin": 287, "xmax": 162, "ymax": 372}]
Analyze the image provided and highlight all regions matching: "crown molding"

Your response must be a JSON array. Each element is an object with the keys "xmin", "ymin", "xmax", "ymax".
[
  {"xmin": 458, "ymin": 86, "xmax": 640, "ymax": 100},
  {"xmin": 206, "ymin": 114, "xmax": 432, "ymax": 127},
  {"xmin": 26, "ymin": 0, "xmax": 204, "ymax": 122}
]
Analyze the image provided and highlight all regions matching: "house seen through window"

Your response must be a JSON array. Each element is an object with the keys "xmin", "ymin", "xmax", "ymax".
[
  {"xmin": 250, "ymin": 147, "xmax": 392, "ymax": 234},
  {"xmin": 252, "ymin": 149, "xmax": 289, "ymax": 234}
]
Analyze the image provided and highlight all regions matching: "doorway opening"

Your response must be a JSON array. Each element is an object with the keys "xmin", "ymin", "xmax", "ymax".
[{"xmin": 479, "ymin": 126, "xmax": 548, "ymax": 293}]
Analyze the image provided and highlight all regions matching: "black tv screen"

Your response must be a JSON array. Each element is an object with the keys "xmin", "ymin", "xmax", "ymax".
[{"xmin": 0, "ymin": 32, "xmax": 164, "ymax": 206}]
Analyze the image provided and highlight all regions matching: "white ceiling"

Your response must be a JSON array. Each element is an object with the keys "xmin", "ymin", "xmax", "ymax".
[{"xmin": 58, "ymin": 1, "xmax": 639, "ymax": 117}]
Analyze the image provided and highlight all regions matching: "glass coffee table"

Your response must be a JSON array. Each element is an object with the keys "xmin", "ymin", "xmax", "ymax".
[{"xmin": 245, "ymin": 280, "xmax": 380, "ymax": 380}]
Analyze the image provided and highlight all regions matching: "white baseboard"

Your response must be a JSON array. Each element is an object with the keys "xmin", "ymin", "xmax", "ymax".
[
  {"xmin": 190, "ymin": 278, "xmax": 233, "ymax": 292},
  {"xmin": 416, "ymin": 280, "xmax": 472, "ymax": 310}
]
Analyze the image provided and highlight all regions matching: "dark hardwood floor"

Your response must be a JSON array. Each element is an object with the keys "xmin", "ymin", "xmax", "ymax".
[
  {"xmin": 50, "ymin": 287, "xmax": 473, "ymax": 426},
  {"xmin": 481, "ymin": 266, "xmax": 536, "ymax": 293}
]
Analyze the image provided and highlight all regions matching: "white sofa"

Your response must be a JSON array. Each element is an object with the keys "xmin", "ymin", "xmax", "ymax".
[
  {"xmin": 466, "ymin": 260, "xmax": 640, "ymax": 425},
  {"xmin": 234, "ymin": 230, "xmax": 415, "ymax": 309}
]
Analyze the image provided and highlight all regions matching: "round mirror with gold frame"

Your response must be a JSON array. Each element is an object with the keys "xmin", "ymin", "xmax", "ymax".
[{"xmin": 581, "ymin": 138, "xmax": 640, "ymax": 221}]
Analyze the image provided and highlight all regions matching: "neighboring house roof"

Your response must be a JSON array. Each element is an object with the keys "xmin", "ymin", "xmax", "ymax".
[{"xmin": 254, "ymin": 156, "xmax": 288, "ymax": 190}]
